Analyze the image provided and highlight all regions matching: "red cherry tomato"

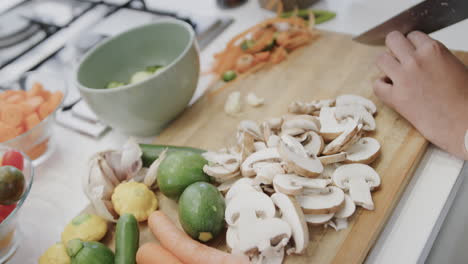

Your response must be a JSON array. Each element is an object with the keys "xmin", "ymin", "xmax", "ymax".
[
  {"xmin": 0, "ymin": 204, "xmax": 16, "ymax": 223},
  {"xmin": 2, "ymin": 151, "xmax": 24, "ymax": 171}
]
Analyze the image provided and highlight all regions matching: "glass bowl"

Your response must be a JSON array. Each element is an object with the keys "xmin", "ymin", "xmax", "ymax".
[
  {"xmin": 1, "ymin": 71, "xmax": 67, "ymax": 166},
  {"xmin": 0, "ymin": 147, "xmax": 34, "ymax": 262}
]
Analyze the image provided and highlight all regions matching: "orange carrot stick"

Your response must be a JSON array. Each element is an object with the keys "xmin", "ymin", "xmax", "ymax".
[
  {"xmin": 136, "ymin": 243, "xmax": 183, "ymax": 264},
  {"xmin": 25, "ymin": 113, "xmax": 41, "ymax": 130},
  {"xmin": 24, "ymin": 96, "xmax": 44, "ymax": 111},
  {"xmin": 1, "ymin": 105, "xmax": 24, "ymax": 127},
  {"xmin": 148, "ymin": 211, "xmax": 249, "ymax": 264}
]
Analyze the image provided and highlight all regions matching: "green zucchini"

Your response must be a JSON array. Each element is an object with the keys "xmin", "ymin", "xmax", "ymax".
[
  {"xmin": 280, "ymin": 9, "xmax": 336, "ymax": 24},
  {"xmin": 139, "ymin": 144, "xmax": 205, "ymax": 167},
  {"xmin": 115, "ymin": 214, "xmax": 139, "ymax": 264},
  {"xmin": 178, "ymin": 182, "xmax": 226, "ymax": 242},
  {"xmin": 157, "ymin": 151, "xmax": 210, "ymax": 200},
  {"xmin": 67, "ymin": 239, "xmax": 114, "ymax": 264}
]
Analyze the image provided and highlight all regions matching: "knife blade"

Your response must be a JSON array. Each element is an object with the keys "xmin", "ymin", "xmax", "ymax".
[{"xmin": 354, "ymin": 0, "xmax": 468, "ymax": 45}]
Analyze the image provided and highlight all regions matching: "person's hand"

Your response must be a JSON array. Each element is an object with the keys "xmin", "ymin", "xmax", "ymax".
[{"xmin": 374, "ymin": 31, "xmax": 468, "ymax": 160}]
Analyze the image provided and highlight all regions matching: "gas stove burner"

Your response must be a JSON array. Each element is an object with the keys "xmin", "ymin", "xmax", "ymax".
[{"xmin": 0, "ymin": 13, "xmax": 40, "ymax": 48}]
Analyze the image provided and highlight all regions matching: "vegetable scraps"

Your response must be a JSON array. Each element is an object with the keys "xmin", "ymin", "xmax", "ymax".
[
  {"xmin": 0, "ymin": 82, "xmax": 63, "ymax": 143},
  {"xmin": 105, "ymin": 65, "xmax": 164, "ymax": 89},
  {"xmin": 208, "ymin": 10, "xmax": 324, "ymax": 96}
]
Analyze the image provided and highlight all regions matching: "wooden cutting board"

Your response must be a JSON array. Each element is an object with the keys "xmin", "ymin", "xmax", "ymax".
[{"xmin": 86, "ymin": 31, "xmax": 468, "ymax": 264}]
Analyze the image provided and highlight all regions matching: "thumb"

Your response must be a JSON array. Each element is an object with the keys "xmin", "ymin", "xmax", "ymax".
[{"xmin": 373, "ymin": 77, "xmax": 393, "ymax": 107}]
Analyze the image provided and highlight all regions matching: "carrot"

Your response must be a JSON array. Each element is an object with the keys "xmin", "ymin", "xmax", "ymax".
[
  {"xmin": 1, "ymin": 105, "xmax": 24, "ymax": 127},
  {"xmin": 0, "ymin": 122, "xmax": 16, "ymax": 143},
  {"xmin": 136, "ymin": 243, "xmax": 183, "ymax": 264},
  {"xmin": 148, "ymin": 211, "xmax": 249, "ymax": 264},
  {"xmin": 6, "ymin": 93, "xmax": 25, "ymax": 104},
  {"xmin": 38, "ymin": 103, "xmax": 52, "ymax": 120},
  {"xmin": 40, "ymin": 90, "xmax": 51, "ymax": 101},
  {"xmin": 24, "ymin": 96, "xmax": 44, "ymax": 111},
  {"xmin": 27, "ymin": 82, "xmax": 43, "ymax": 97},
  {"xmin": 48, "ymin": 91, "xmax": 63, "ymax": 111},
  {"xmin": 25, "ymin": 113, "xmax": 41, "ymax": 130},
  {"xmin": 254, "ymin": 51, "xmax": 271, "ymax": 63}
]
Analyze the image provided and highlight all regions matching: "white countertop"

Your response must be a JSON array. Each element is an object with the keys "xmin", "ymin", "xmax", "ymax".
[{"xmin": 8, "ymin": 0, "xmax": 468, "ymax": 263}]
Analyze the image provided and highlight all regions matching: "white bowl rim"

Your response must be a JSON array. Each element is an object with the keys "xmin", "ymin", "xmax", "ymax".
[{"xmin": 75, "ymin": 19, "xmax": 197, "ymax": 94}]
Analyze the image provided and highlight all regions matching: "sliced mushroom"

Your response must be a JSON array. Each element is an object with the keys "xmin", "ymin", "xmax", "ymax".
[
  {"xmin": 236, "ymin": 211, "xmax": 292, "ymax": 256},
  {"xmin": 225, "ymin": 91, "xmax": 242, "ymax": 116},
  {"xmin": 326, "ymin": 218, "xmax": 348, "ymax": 231},
  {"xmin": 254, "ymin": 142, "xmax": 267, "ymax": 151},
  {"xmin": 265, "ymin": 117, "xmax": 283, "ymax": 130},
  {"xmin": 322, "ymin": 120, "xmax": 363, "ymax": 155},
  {"xmin": 266, "ymin": 135, "xmax": 281, "ymax": 148},
  {"xmin": 202, "ymin": 150, "xmax": 241, "ymax": 181},
  {"xmin": 332, "ymin": 164, "xmax": 380, "ymax": 210},
  {"xmin": 241, "ymin": 148, "xmax": 282, "ymax": 177},
  {"xmin": 238, "ymin": 131, "xmax": 256, "ymax": 158},
  {"xmin": 273, "ymin": 174, "xmax": 330, "ymax": 195},
  {"xmin": 281, "ymin": 135, "xmax": 308, "ymax": 157},
  {"xmin": 238, "ymin": 120, "xmax": 263, "ymax": 141},
  {"xmin": 271, "ymin": 193, "xmax": 309, "ymax": 254},
  {"xmin": 278, "ymin": 140, "xmax": 323, "ymax": 178},
  {"xmin": 281, "ymin": 115, "xmax": 321, "ymax": 133},
  {"xmin": 294, "ymin": 132, "xmax": 309, "ymax": 143},
  {"xmin": 297, "ymin": 186, "xmax": 345, "ymax": 214},
  {"xmin": 246, "ymin": 92, "xmax": 265, "ymax": 107},
  {"xmin": 217, "ymin": 176, "xmax": 243, "ymax": 193},
  {"xmin": 336, "ymin": 94, "xmax": 377, "ymax": 115},
  {"xmin": 318, "ymin": 164, "xmax": 339, "ymax": 179},
  {"xmin": 225, "ymin": 191, "xmax": 276, "ymax": 226},
  {"xmin": 319, "ymin": 152, "xmax": 347, "ymax": 165},
  {"xmin": 344, "ymin": 137, "xmax": 381, "ymax": 164},
  {"xmin": 335, "ymin": 104, "xmax": 376, "ymax": 131},
  {"xmin": 226, "ymin": 226, "xmax": 240, "ymax": 252},
  {"xmin": 252, "ymin": 246, "xmax": 285, "ymax": 264},
  {"xmin": 225, "ymin": 177, "xmax": 261, "ymax": 204},
  {"xmin": 319, "ymin": 107, "xmax": 355, "ymax": 142},
  {"xmin": 253, "ymin": 162, "xmax": 285, "ymax": 185},
  {"xmin": 303, "ymin": 131, "xmax": 324, "ymax": 156},
  {"xmin": 334, "ymin": 194, "xmax": 356, "ymax": 219},
  {"xmin": 288, "ymin": 99, "xmax": 335, "ymax": 115},
  {"xmin": 304, "ymin": 213, "xmax": 334, "ymax": 225}
]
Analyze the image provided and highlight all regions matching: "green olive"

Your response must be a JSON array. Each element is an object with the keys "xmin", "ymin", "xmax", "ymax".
[{"xmin": 0, "ymin": 166, "xmax": 25, "ymax": 205}]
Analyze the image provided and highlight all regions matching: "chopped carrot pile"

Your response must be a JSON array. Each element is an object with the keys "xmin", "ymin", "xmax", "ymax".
[
  {"xmin": 209, "ymin": 10, "xmax": 320, "ymax": 95},
  {"xmin": 0, "ymin": 82, "xmax": 63, "ymax": 143}
]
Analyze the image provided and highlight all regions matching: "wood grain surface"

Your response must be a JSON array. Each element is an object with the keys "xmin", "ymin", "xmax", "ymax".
[{"xmin": 86, "ymin": 31, "xmax": 468, "ymax": 264}]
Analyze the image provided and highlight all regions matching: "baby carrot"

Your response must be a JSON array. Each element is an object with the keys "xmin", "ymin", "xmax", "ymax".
[
  {"xmin": 148, "ymin": 211, "xmax": 249, "ymax": 264},
  {"xmin": 136, "ymin": 243, "xmax": 183, "ymax": 264},
  {"xmin": 1, "ymin": 105, "xmax": 24, "ymax": 127}
]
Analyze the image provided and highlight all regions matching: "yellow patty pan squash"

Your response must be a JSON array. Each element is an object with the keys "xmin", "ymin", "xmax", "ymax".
[
  {"xmin": 61, "ymin": 213, "xmax": 107, "ymax": 244},
  {"xmin": 111, "ymin": 181, "xmax": 158, "ymax": 222},
  {"xmin": 39, "ymin": 243, "xmax": 70, "ymax": 264}
]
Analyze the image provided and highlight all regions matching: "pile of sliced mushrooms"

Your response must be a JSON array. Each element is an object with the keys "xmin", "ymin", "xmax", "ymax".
[{"xmin": 203, "ymin": 94, "xmax": 382, "ymax": 263}]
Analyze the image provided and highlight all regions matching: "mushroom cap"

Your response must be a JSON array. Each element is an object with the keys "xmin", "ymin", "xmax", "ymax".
[
  {"xmin": 319, "ymin": 152, "xmax": 347, "ymax": 165},
  {"xmin": 344, "ymin": 137, "xmax": 381, "ymax": 164},
  {"xmin": 281, "ymin": 115, "xmax": 321, "ymax": 133},
  {"xmin": 319, "ymin": 107, "xmax": 355, "ymax": 142},
  {"xmin": 225, "ymin": 190, "xmax": 276, "ymax": 226},
  {"xmin": 253, "ymin": 162, "xmax": 285, "ymax": 185},
  {"xmin": 332, "ymin": 164, "xmax": 380, "ymax": 190},
  {"xmin": 278, "ymin": 140, "xmax": 323, "ymax": 178},
  {"xmin": 281, "ymin": 135, "xmax": 308, "ymax": 157},
  {"xmin": 241, "ymin": 148, "xmax": 282, "ymax": 177},
  {"xmin": 336, "ymin": 94, "xmax": 377, "ymax": 115},
  {"xmin": 271, "ymin": 193, "xmax": 309, "ymax": 254},
  {"xmin": 334, "ymin": 194, "xmax": 356, "ymax": 219},
  {"xmin": 303, "ymin": 131, "xmax": 324, "ymax": 156},
  {"xmin": 238, "ymin": 120, "xmax": 263, "ymax": 140},
  {"xmin": 225, "ymin": 177, "xmax": 260, "ymax": 204},
  {"xmin": 304, "ymin": 213, "xmax": 334, "ymax": 225},
  {"xmin": 335, "ymin": 104, "xmax": 376, "ymax": 131},
  {"xmin": 273, "ymin": 174, "xmax": 330, "ymax": 195},
  {"xmin": 322, "ymin": 119, "xmax": 362, "ymax": 155},
  {"xmin": 297, "ymin": 186, "xmax": 345, "ymax": 214},
  {"xmin": 217, "ymin": 176, "xmax": 243, "ymax": 193}
]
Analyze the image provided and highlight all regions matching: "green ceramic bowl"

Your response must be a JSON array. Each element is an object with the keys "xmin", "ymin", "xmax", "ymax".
[{"xmin": 76, "ymin": 20, "xmax": 199, "ymax": 136}]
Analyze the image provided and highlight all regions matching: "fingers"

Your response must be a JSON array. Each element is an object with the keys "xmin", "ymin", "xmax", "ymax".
[
  {"xmin": 406, "ymin": 31, "xmax": 433, "ymax": 48},
  {"xmin": 385, "ymin": 31, "xmax": 415, "ymax": 62},
  {"xmin": 373, "ymin": 77, "xmax": 393, "ymax": 106},
  {"xmin": 376, "ymin": 51, "xmax": 400, "ymax": 79}
]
